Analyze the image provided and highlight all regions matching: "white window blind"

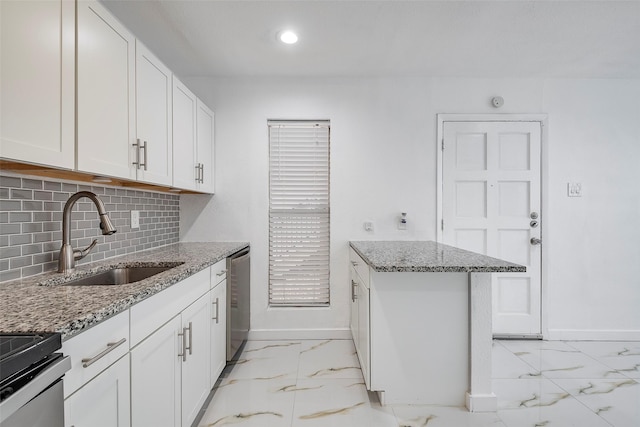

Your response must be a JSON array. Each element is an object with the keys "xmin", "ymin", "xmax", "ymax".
[{"xmin": 269, "ymin": 120, "xmax": 330, "ymax": 306}]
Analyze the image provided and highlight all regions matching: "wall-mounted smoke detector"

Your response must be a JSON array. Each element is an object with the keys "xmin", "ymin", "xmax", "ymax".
[{"xmin": 278, "ymin": 30, "xmax": 298, "ymax": 44}]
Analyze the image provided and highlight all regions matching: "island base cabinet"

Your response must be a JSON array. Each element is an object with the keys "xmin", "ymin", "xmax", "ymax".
[
  {"xmin": 64, "ymin": 356, "xmax": 130, "ymax": 427},
  {"xmin": 130, "ymin": 316, "xmax": 181, "ymax": 427},
  {"xmin": 369, "ymin": 272, "xmax": 469, "ymax": 406}
]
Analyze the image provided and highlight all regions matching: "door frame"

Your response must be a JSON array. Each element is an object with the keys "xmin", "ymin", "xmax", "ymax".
[{"xmin": 436, "ymin": 113, "xmax": 549, "ymax": 338}]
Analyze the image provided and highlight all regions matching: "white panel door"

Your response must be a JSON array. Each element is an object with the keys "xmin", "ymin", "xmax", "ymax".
[
  {"xmin": 196, "ymin": 99, "xmax": 215, "ymax": 193},
  {"xmin": 130, "ymin": 316, "xmax": 181, "ymax": 427},
  {"xmin": 442, "ymin": 121, "xmax": 542, "ymax": 336},
  {"xmin": 0, "ymin": 0, "xmax": 74, "ymax": 169},
  {"xmin": 172, "ymin": 77, "xmax": 198, "ymax": 191},
  {"xmin": 135, "ymin": 41, "xmax": 173, "ymax": 185},
  {"xmin": 76, "ymin": 0, "xmax": 135, "ymax": 179},
  {"xmin": 64, "ymin": 356, "xmax": 130, "ymax": 427},
  {"xmin": 181, "ymin": 293, "xmax": 211, "ymax": 427}
]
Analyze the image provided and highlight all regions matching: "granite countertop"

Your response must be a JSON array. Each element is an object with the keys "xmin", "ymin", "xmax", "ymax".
[
  {"xmin": 350, "ymin": 241, "xmax": 526, "ymax": 273},
  {"xmin": 0, "ymin": 242, "xmax": 248, "ymax": 339}
]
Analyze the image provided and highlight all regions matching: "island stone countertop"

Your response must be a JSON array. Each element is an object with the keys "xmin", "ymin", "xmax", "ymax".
[
  {"xmin": 350, "ymin": 240, "xmax": 526, "ymax": 273},
  {"xmin": 0, "ymin": 242, "xmax": 248, "ymax": 339}
]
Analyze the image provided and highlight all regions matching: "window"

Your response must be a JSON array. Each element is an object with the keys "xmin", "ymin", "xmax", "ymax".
[{"xmin": 268, "ymin": 120, "xmax": 330, "ymax": 306}]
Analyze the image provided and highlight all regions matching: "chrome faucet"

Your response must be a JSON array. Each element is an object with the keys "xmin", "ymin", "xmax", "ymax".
[{"xmin": 58, "ymin": 191, "xmax": 117, "ymax": 273}]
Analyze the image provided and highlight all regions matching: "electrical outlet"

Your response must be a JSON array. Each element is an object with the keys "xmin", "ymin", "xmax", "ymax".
[
  {"xmin": 567, "ymin": 182, "xmax": 583, "ymax": 197},
  {"xmin": 364, "ymin": 221, "xmax": 374, "ymax": 232},
  {"xmin": 130, "ymin": 210, "xmax": 140, "ymax": 229}
]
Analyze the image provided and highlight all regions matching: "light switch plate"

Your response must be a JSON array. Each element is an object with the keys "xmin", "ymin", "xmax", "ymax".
[
  {"xmin": 567, "ymin": 182, "xmax": 582, "ymax": 197},
  {"xmin": 364, "ymin": 221, "xmax": 374, "ymax": 232},
  {"xmin": 131, "ymin": 210, "xmax": 140, "ymax": 229}
]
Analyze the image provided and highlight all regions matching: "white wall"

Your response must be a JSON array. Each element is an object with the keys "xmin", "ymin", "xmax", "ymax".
[{"xmin": 180, "ymin": 76, "xmax": 640, "ymax": 340}]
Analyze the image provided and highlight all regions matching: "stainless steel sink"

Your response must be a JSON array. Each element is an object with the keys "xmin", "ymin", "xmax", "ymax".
[{"xmin": 63, "ymin": 265, "xmax": 182, "ymax": 286}]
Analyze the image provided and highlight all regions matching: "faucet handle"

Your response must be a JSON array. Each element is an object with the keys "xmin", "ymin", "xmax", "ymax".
[{"xmin": 74, "ymin": 239, "xmax": 98, "ymax": 261}]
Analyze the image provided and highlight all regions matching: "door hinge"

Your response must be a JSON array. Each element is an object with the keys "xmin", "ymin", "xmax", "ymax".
[
  {"xmin": 441, "ymin": 140, "xmax": 445, "ymax": 151},
  {"xmin": 441, "ymin": 219, "xmax": 444, "ymax": 230}
]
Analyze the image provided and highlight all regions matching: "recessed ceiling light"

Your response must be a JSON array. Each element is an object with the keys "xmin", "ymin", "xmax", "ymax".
[{"xmin": 278, "ymin": 30, "xmax": 298, "ymax": 44}]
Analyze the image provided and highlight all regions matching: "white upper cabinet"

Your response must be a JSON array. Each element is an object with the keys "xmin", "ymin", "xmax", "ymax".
[
  {"xmin": 196, "ymin": 100, "xmax": 215, "ymax": 193},
  {"xmin": 0, "ymin": 0, "xmax": 75, "ymax": 169},
  {"xmin": 135, "ymin": 41, "xmax": 173, "ymax": 186},
  {"xmin": 172, "ymin": 77, "xmax": 198, "ymax": 191},
  {"xmin": 172, "ymin": 76, "xmax": 215, "ymax": 193},
  {"xmin": 76, "ymin": 0, "xmax": 136, "ymax": 180}
]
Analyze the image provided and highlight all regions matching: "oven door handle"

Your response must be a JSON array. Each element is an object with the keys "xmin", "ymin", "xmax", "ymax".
[{"xmin": 0, "ymin": 356, "xmax": 71, "ymax": 424}]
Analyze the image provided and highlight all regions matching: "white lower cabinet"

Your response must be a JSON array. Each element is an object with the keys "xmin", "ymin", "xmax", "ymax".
[
  {"xmin": 62, "ymin": 310, "xmax": 130, "ymax": 427},
  {"xmin": 180, "ymin": 293, "xmax": 211, "ymax": 427},
  {"xmin": 64, "ymin": 356, "xmax": 130, "ymax": 427},
  {"xmin": 130, "ymin": 316, "xmax": 181, "ymax": 427},
  {"xmin": 63, "ymin": 266, "xmax": 229, "ymax": 427},
  {"xmin": 210, "ymin": 277, "xmax": 227, "ymax": 387},
  {"xmin": 129, "ymin": 269, "xmax": 213, "ymax": 427},
  {"xmin": 349, "ymin": 254, "xmax": 370, "ymax": 389}
]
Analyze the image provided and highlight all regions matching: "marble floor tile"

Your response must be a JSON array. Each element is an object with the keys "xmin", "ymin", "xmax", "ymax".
[
  {"xmin": 565, "ymin": 341, "xmax": 640, "ymax": 379},
  {"xmin": 492, "ymin": 341, "xmax": 540, "ymax": 379},
  {"xmin": 501, "ymin": 340, "xmax": 626, "ymax": 379},
  {"xmin": 393, "ymin": 405, "xmax": 506, "ymax": 427},
  {"xmin": 223, "ymin": 340, "xmax": 302, "ymax": 381},
  {"xmin": 297, "ymin": 339, "xmax": 363, "ymax": 380},
  {"xmin": 198, "ymin": 378, "xmax": 296, "ymax": 427},
  {"xmin": 551, "ymin": 378, "xmax": 640, "ymax": 427},
  {"xmin": 291, "ymin": 378, "xmax": 396, "ymax": 427},
  {"xmin": 199, "ymin": 339, "xmax": 640, "ymax": 427},
  {"xmin": 493, "ymin": 378, "xmax": 612, "ymax": 427}
]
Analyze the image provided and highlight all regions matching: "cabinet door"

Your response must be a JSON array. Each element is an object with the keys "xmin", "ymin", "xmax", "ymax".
[
  {"xmin": 181, "ymin": 293, "xmax": 211, "ymax": 427},
  {"xmin": 357, "ymin": 281, "xmax": 370, "ymax": 389},
  {"xmin": 64, "ymin": 356, "xmax": 130, "ymax": 427},
  {"xmin": 130, "ymin": 316, "xmax": 181, "ymax": 427},
  {"xmin": 172, "ymin": 77, "xmax": 198, "ymax": 191},
  {"xmin": 210, "ymin": 281, "xmax": 227, "ymax": 387},
  {"xmin": 135, "ymin": 41, "xmax": 173, "ymax": 186},
  {"xmin": 196, "ymin": 99, "xmax": 215, "ymax": 193},
  {"xmin": 76, "ymin": 0, "xmax": 135, "ymax": 180},
  {"xmin": 349, "ymin": 267, "xmax": 359, "ymax": 349},
  {"xmin": 0, "ymin": 0, "xmax": 74, "ymax": 169}
]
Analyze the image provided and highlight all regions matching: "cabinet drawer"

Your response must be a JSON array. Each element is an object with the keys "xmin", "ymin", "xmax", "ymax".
[
  {"xmin": 349, "ymin": 248, "xmax": 370, "ymax": 287},
  {"xmin": 130, "ymin": 268, "xmax": 210, "ymax": 347},
  {"xmin": 210, "ymin": 259, "xmax": 227, "ymax": 287},
  {"xmin": 62, "ymin": 310, "xmax": 129, "ymax": 398}
]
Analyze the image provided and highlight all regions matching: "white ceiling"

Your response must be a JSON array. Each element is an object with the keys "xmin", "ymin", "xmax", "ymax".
[{"xmin": 101, "ymin": 0, "xmax": 640, "ymax": 79}]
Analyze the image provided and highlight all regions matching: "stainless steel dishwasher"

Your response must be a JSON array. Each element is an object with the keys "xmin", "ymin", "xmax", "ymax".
[{"xmin": 227, "ymin": 247, "xmax": 250, "ymax": 360}]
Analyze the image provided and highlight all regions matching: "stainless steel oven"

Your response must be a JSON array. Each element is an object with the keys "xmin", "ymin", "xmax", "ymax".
[{"xmin": 0, "ymin": 333, "xmax": 71, "ymax": 427}]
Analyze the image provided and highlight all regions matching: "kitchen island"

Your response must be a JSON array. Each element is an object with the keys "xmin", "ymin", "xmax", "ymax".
[{"xmin": 349, "ymin": 240, "xmax": 525, "ymax": 412}]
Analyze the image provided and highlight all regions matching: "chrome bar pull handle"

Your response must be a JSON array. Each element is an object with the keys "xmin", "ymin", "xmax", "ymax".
[
  {"xmin": 186, "ymin": 321, "xmax": 193, "ymax": 355},
  {"xmin": 178, "ymin": 328, "xmax": 187, "ymax": 362},
  {"xmin": 140, "ymin": 140, "xmax": 148, "ymax": 171},
  {"xmin": 133, "ymin": 139, "xmax": 141, "ymax": 169},
  {"xmin": 82, "ymin": 338, "xmax": 126, "ymax": 368},
  {"xmin": 216, "ymin": 269, "xmax": 227, "ymax": 277},
  {"xmin": 212, "ymin": 297, "xmax": 219, "ymax": 323},
  {"xmin": 351, "ymin": 280, "xmax": 357, "ymax": 302}
]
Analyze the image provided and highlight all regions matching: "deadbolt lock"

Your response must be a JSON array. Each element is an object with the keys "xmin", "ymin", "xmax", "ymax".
[
  {"xmin": 530, "ymin": 212, "xmax": 539, "ymax": 220},
  {"xmin": 530, "ymin": 220, "xmax": 539, "ymax": 228}
]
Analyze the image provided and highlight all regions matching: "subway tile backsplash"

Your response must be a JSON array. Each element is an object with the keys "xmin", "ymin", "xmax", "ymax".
[{"xmin": 0, "ymin": 173, "xmax": 180, "ymax": 282}]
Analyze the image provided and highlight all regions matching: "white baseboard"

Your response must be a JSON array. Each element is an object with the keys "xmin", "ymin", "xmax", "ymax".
[
  {"xmin": 546, "ymin": 329, "xmax": 640, "ymax": 341},
  {"xmin": 465, "ymin": 392, "xmax": 497, "ymax": 412},
  {"xmin": 248, "ymin": 328, "xmax": 352, "ymax": 341}
]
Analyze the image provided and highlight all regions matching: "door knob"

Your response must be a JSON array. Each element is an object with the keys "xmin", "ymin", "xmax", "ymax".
[{"xmin": 530, "ymin": 237, "xmax": 542, "ymax": 245}]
